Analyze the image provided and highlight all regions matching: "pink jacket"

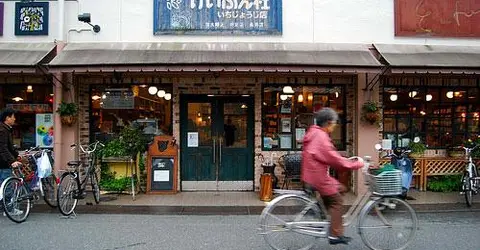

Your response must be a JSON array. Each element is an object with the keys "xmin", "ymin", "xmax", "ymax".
[{"xmin": 301, "ymin": 125, "xmax": 363, "ymax": 196}]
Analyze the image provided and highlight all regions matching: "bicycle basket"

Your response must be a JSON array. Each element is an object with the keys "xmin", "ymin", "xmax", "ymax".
[{"xmin": 367, "ymin": 169, "xmax": 402, "ymax": 196}]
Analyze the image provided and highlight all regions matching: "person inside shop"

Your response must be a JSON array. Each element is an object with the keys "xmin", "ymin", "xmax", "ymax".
[
  {"xmin": 301, "ymin": 107, "xmax": 364, "ymax": 245},
  {"xmin": 224, "ymin": 118, "xmax": 237, "ymax": 147},
  {"xmin": 0, "ymin": 108, "xmax": 22, "ymax": 213}
]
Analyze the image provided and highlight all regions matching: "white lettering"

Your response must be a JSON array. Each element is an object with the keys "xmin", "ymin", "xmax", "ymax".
[
  {"xmin": 238, "ymin": 0, "xmax": 253, "ymax": 10},
  {"xmin": 262, "ymin": 0, "xmax": 270, "ymax": 10},
  {"xmin": 190, "ymin": 0, "xmax": 269, "ymax": 10},
  {"xmin": 222, "ymin": 0, "xmax": 235, "ymax": 10}
]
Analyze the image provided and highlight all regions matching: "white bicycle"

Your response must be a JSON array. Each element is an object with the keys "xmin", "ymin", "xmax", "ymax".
[{"xmin": 258, "ymin": 155, "xmax": 418, "ymax": 250}]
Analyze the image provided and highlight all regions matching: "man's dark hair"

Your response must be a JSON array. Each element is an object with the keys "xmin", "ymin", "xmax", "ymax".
[{"xmin": 0, "ymin": 107, "xmax": 17, "ymax": 122}]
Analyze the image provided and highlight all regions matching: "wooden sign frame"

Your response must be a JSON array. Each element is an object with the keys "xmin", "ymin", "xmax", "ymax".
[{"xmin": 147, "ymin": 135, "xmax": 178, "ymax": 194}]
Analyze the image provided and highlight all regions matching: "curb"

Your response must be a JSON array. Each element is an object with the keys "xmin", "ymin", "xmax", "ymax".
[{"xmin": 33, "ymin": 203, "xmax": 480, "ymax": 216}]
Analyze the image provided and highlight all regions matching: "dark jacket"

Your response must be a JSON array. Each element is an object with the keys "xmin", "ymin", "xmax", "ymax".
[{"xmin": 0, "ymin": 122, "xmax": 18, "ymax": 169}]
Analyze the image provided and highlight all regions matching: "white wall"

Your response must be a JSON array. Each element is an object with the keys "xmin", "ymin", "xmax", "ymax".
[{"xmin": 1, "ymin": 0, "xmax": 479, "ymax": 46}]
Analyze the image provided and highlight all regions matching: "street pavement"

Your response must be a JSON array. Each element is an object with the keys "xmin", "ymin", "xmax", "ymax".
[{"xmin": 0, "ymin": 211, "xmax": 479, "ymax": 250}]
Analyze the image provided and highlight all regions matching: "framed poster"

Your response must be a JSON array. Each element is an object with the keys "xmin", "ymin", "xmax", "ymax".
[
  {"xmin": 15, "ymin": 2, "xmax": 49, "ymax": 36},
  {"xmin": 35, "ymin": 113, "xmax": 54, "ymax": 148},
  {"xmin": 279, "ymin": 134, "xmax": 292, "ymax": 149},
  {"xmin": 281, "ymin": 118, "xmax": 291, "ymax": 133}
]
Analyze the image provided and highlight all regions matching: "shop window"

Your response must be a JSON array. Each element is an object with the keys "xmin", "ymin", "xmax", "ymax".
[
  {"xmin": 262, "ymin": 83, "xmax": 347, "ymax": 151},
  {"xmin": 0, "ymin": 84, "xmax": 54, "ymax": 150},
  {"xmin": 90, "ymin": 85, "xmax": 173, "ymax": 143},
  {"xmin": 383, "ymin": 84, "xmax": 480, "ymax": 148}
]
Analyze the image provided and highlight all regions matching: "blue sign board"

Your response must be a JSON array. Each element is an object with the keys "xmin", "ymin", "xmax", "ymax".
[{"xmin": 154, "ymin": 0, "xmax": 282, "ymax": 35}]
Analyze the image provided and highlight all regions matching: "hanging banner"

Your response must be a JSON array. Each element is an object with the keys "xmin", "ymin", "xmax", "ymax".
[
  {"xmin": 153, "ymin": 0, "xmax": 282, "ymax": 35},
  {"xmin": 15, "ymin": 2, "xmax": 49, "ymax": 36},
  {"xmin": 35, "ymin": 113, "xmax": 54, "ymax": 148}
]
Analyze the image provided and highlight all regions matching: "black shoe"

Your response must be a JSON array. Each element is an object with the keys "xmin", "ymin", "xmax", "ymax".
[{"xmin": 328, "ymin": 236, "xmax": 352, "ymax": 245}]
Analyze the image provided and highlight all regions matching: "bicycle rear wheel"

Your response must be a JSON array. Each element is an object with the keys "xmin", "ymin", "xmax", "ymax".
[
  {"xmin": 259, "ymin": 194, "xmax": 325, "ymax": 250},
  {"xmin": 57, "ymin": 172, "xmax": 78, "ymax": 216},
  {"xmin": 358, "ymin": 197, "xmax": 417, "ymax": 250},
  {"xmin": 462, "ymin": 172, "xmax": 473, "ymax": 207},
  {"xmin": 42, "ymin": 174, "xmax": 57, "ymax": 207},
  {"xmin": 2, "ymin": 178, "xmax": 31, "ymax": 223},
  {"xmin": 90, "ymin": 170, "xmax": 100, "ymax": 204}
]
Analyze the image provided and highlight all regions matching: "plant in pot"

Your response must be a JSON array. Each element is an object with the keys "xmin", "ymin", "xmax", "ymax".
[
  {"xmin": 361, "ymin": 101, "xmax": 381, "ymax": 126},
  {"xmin": 56, "ymin": 102, "xmax": 78, "ymax": 126},
  {"xmin": 408, "ymin": 140, "xmax": 427, "ymax": 158}
]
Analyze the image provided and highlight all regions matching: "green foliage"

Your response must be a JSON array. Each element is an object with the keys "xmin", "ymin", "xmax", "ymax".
[
  {"xmin": 360, "ymin": 101, "xmax": 381, "ymax": 126},
  {"xmin": 100, "ymin": 138, "xmax": 128, "ymax": 158},
  {"xmin": 99, "ymin": 125, "xmax": 148, "ymax": 158},
  {"xmin": 426, "ymin": 175, "xmax": 461, "ymax": 192},
  {"xmin": 361, "ymin": 101, "xmax": 379, "ymax": 112},
  {"xmin": 98, "ymin": 162, "xmax": 130, "ymax": 192},
  {"xmin": 56, "ymin": 102, "xmax": 78, "ymax": 116},
  {"xmin": 408, "ymin": 141, "xmax": 427, "ymax": 154}
]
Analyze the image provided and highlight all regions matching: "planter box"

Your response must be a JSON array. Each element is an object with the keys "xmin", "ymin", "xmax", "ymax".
[{"xmin": 102, "ymin": 156, "xmax": 134, "ymax": 179}]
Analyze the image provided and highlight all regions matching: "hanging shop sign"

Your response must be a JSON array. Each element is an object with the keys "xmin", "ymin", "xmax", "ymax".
[
  {"xmin": 0, "ymin": 2, "xmax": 4, "ymax": 36},
  {"xmin": 395, "ymin": 0, "xmax": 480, "ymax": 37},
  {"xmin": 153, "ymin": 0, "xmax": 282, "ymax": 35},
  {"xmin": 15, "ymin": 2, "xmax": 49, "ymax": 36},
  {"xmin": 35, "ymin": 113, "xmax": 54, "ymax": 148}
]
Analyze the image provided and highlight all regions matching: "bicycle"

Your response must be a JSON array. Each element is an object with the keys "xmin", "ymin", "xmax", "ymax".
[
  {"xmin": 459, "ymin": 144, "xmax": 480, "ymax": 207},
  {"xmin": 258, "ymin": 156, "xmax": 418, "ymax": 250},
  {"xmin": 57, "ymin": 141, "xmax": 103, "ymax": 216},
  {"xmin": 1, "ymin": 147, "xmax": 57, "ymax": 223}
]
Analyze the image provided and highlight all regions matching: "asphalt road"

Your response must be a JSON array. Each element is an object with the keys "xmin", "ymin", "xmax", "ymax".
[{"xmin": 0, "ymin": 211, "xmax": 479, "ymax": 250}]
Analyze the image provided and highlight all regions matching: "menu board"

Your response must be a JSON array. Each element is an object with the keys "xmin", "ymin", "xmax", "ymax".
[{"xmin": 102, "ymin": 88, "xmax": 134, "ymax": 109}]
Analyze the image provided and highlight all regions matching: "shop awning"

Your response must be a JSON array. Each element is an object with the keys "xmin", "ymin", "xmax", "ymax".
[
  {"xmin": 0, "ymin": 43, "xmax": 57, "ymax": 73},
  {"xmin": 48, "ymin": 42, "xmax": 381, "ymax": 73},
  {"xmin": 374, "ymin": 44, "xmax": 480, "ymax": 74}
]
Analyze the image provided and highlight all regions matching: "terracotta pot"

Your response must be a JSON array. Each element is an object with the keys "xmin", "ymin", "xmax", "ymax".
[
  {"xmin": 364, "ymin": 112, "xmax": 379, "ymax": 124},
  {"xmin": 61, "ymin": 115, "xmax": 76, "ymax": 126}
]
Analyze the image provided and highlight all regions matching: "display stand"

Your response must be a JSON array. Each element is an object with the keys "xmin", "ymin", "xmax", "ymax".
[{"xmin": 147, "ymin": 135, "xmax": 178, "ymax": 194}]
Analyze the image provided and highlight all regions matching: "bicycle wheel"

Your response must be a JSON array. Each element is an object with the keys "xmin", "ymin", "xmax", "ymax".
[
  {"xmin": 358, "ymin": 197, "xmax": 417, "ymax": 250},
  {"xmin": 90, "ymin": 170, "xmax": 100, "ymax": 204},
  {"xmin": 462, "ymin": 172, "xmax": 473, "ymax": 207},
  {"xmin": 2, "ymin": 177, "xmax": 31, "ymax": 223},
  {"xmin": 259, "ymin": 194, "xmax": 325, "ymax": 250},
  {"xmin": 57, "ymin": 172, "xmax": 79, "ymax": 216},
  {"xmin": 42, "ymin": 174, "xmax": 58, "ymax": 208}
]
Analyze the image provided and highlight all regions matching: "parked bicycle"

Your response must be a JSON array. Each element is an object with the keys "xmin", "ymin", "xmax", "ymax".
[
  {"xmin": 459, "ymin": 144, "xmax": 480, "ymax": 207},
  {"xmin": 57, "ymin": 141, "xmax": 103, "ymax": 216},
  {"xmin": 258, "ymin": 153, "xmax": 418, "ymax": 250},
  {"xmin": 1, "ymin": 147, "xmax": 57, "ymax": 223}
]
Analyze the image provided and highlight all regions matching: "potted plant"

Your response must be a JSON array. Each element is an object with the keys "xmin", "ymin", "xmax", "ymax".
[
  {"xmin": 56, "ymin": 102, "xmax": 78, "ymax": 126},
  {"xmin": 361, "ymin": 101, "xmax": 381, "ymax": 126},
  {"xmin": 408, "ymin": 140, "xmax": 427, "ymax": 158}
]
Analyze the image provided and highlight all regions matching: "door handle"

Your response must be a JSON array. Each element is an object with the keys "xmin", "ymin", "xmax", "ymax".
[
  {"xmin": 218, "ymin": 137, "xmax": 223, "ymax": 165},
  {"xmin": 212, "ymin": 136, "xmax": 216, "ymax": 164}
]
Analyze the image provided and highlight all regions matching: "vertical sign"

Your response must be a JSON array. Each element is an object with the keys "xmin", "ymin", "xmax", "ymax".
[
  {"xmin": 36, "ymin": 113, "xmax": 54, "ymax": 148},
  {"xmin": 154, "ymin": 0, "xmax": 282, "ymax": 35},
  {"xmin": 0, "ymin": 3, "xmax": 4, "ymax": 36}
]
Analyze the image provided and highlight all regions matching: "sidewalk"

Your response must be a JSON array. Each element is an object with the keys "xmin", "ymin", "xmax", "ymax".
[{"xmin": 36, "ymin": 189, "xmax": 480, "ymax": 215}]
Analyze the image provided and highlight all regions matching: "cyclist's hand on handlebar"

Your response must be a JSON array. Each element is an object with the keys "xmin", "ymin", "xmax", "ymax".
[
  {"xmin": 11, "ymin": 161, "xmax": 22, "ymax": 168},
  {"xmin": 348, "ymin": 156, "xmax": 364, "ymax": 164}
]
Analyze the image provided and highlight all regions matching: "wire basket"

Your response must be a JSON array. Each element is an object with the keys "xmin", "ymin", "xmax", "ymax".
[{"xmin": 367, "ymin": 169, "xmax": 402, "ymax": 196}]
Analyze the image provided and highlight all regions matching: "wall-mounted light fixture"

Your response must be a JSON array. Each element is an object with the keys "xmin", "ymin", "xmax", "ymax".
[
  {"xmin": 26, "ymin": 85, "xmax": 33, "ymax": 93},
  {"xmin": 78, "ymin": 13, "xmax": 101, "ymax": 33}
]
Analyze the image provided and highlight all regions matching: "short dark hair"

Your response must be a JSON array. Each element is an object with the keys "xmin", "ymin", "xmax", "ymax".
[
  {"xmin": 314, "ymin": 107, "xmax": 339, "ymax": 127},
  {"xmin": 1, "ymin": 107, "xmax": 17, "ymax": 122}
]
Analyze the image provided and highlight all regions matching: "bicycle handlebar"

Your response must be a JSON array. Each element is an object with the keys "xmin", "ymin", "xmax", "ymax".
[{"xmin": 71, "ymin": 141, "xmax": 104, "ymax": 154}]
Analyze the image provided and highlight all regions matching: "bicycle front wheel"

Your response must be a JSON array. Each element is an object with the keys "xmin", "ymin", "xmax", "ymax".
[
  {"xmin": 42, "ymin": 174, "xmax": 58, "ymax": 207},
  {"xmin": 259, "ymin": 194, "xmax": 324, "ymax": 250},
  {"xmin": 90, "ymin": 170, "xmax": 100, "ymax": 204},
  {"xmin": 57, "ymin": 172, "xmax": 79, "ymax": 216},
  {"xmin": 358, "ymin": 197, "xmax": 417, "ymax": 250},
  {"xmin": 462, "ymin": 172, "xmax": 473, "ymax": 207},
  {"xmin": 2, "ymin": 177, "xmax": 31, "ymax": 223}
]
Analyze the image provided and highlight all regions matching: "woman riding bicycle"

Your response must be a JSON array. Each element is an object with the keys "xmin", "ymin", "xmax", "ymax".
[{"xmin": 301, "ymin": 107, "xmax": 364, "ymax": 245}]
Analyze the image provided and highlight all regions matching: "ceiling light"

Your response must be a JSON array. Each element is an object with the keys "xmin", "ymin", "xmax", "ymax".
[
  {"xmin": 27, "ymin": 85, "xmax": 33, "ymax": 93},
  {"xmin": 446, "ymin": 91, "xmax": 454, "ymax": 99},
  {"xmin": 426, "ymin": 94, "xmax": 433, "ymax": 101},
  {"xmin": 390, "ymin": 94, "xmax": 398, "ymax": 101},
  {"xmin": 148, "ymin": 86, "xmax": 158, "ymax": 95},
  {"xmin": 280, "ymin": 94, "xmax": 288, "ymax": 101},
  {"xmin": 408, "ymin": 91, "xmax": 417, "ymax": 98},
  {"xmin": 335, "ymin": 91, "xmax": 339, "ymax": 98},
  {"xmin": 92, "ymin": 95, "xmax": 101, "ymax": 100},
  {"xmin": 307, "ymin": 93, "xmax": 313, "ymax": 101},
  {"xmin": 420, "ymin": 111, "xmax": 426, "ymax": 116},
  {"xmin": 282, "ymin": 86, "xmax": 294, "ymax": 94},
  {"xmin": 164, "ymin": 93, "xmax": 172, "ymax": 100},
  {"xmin": 12, "ymin": 97, "xmax": 23, "ymax": 102},
  {"xmin": 157, "ymin": 90, "xmax": 165, "ymax": 98},
  {"xmin": 297, "ymin": 94, "xmax": 304, "ymax": 102}
]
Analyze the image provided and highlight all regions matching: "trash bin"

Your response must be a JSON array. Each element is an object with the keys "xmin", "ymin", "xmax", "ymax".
[{"xmin": 259, "ymin": 173, "xmax": 273, "ymax": 201}]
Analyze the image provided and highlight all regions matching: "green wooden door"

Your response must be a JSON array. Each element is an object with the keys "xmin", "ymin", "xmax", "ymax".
[{"xmin": 180, "ymin": 95, "xmax": 254, "ymax": 190}]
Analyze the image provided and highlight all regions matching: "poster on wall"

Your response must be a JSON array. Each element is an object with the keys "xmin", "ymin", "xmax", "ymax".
[
  {"xmin": 36, "ymin": 113, "xmax": 54, "ymax": 148},
  {"xmin": 395, "ymin": 0, "xmax": 480, "ymax": 37},
  {"xmin": 15, "ymin": 2, "xmax": 49, "ymax": 36},
  {"xmin": 0, "ymin": 3, "xmax": 4, "ymax": 36},
  {"xmin": 153, "ymin": 0, "xmax": 282, "ymax": 35}
]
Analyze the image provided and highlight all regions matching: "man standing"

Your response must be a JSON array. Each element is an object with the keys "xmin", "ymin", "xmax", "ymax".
[{"xmin": 0, "ymin": 108, "xmax": 22, "ymax": 198}]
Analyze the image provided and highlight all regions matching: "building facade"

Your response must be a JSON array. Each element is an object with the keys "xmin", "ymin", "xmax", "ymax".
[{"xmin": 0, "ymin": 0, "xmax": 479, "ymax": 193}]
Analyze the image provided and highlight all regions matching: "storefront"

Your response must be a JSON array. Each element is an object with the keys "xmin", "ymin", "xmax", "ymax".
[
  {"xmin": 49, "ymin": 42, "xmax": 381, "ymax": 192},
  {"xmin": 0, "ymin": 43, "xmax": 56, "ymax": 151}
]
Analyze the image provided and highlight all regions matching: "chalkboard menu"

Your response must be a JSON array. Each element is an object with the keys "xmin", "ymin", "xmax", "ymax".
[
  {"xmin": 147, "ymin": 135, "xmax": 178, "ymax": 194},
  {"xmin": 102, "ymin": 88, "xmax": 134, "ymax": 109}
]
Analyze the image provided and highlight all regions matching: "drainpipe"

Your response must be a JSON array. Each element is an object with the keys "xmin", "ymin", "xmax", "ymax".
[{"xmin": 58, "ymin": 0, "xmax": 65, "ymax": 41}]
